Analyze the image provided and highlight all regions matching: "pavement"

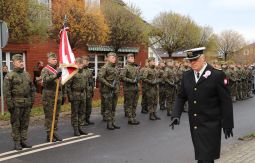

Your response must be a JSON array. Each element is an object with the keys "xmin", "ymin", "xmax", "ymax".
[
  {"xmin": 0, "ymin": 96, "xmax": 255, "ymax": 163},
  {"xmin": 217, "ymin": 139, "xmax": 255, "ymax": 163}
]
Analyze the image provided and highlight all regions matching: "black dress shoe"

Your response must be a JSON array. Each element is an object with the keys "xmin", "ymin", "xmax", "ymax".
[
  {"xmin": 53, "ymin": 133, "xmax": 63, "ymax": 141},
  {"xmin": 21, "ymin": 141, "xmax": 32, "ymax": 148},
  {"xmin": 14, "ymin": 142, "xmax": 22, "ymax": 151}
]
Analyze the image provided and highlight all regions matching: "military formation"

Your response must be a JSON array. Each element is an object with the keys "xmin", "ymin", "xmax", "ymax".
[{"xmin": 3, "ymin": 53, "xmax": 254, "ymax": 151}]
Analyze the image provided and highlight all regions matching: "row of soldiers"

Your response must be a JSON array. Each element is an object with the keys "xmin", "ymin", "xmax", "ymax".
[
  {"xmin": 214, "ymin": 63, "xmax": 254, "ymax": 101},
  {"xmin": 4, "ymin": 53, "xmax": 95, "ymax": 150},
  {"xmin": 4, "ymin": 52, "xmax": 254, "ymax": 151}
]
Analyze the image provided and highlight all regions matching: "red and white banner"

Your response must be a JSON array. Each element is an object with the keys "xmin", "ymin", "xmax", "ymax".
[{"xmin": 59, "ymin": 27, "xmax": 78, "ymax": 85}]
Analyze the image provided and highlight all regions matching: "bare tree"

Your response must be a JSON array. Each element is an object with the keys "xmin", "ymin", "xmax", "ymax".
[
  {"xmin": 198, "ymin": 26, "xmax": 214, "ymax": 47},
  {"xmin": 216, "ymin": 30, "xmax": 246, "ymax": 61}
]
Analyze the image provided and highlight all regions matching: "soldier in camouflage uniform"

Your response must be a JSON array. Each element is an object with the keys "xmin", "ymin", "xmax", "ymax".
[
  {"xmin": 100, "ymin": 58, "xmax": 108, "ymax": 121},
  {"xmin": 4, "ymin": 54, "xmax": 35, "ymax": 150},
  {"xmin": 140, "ymin": 59, "xmax": 149, "ymax": 114},
  {"xmin": 157, "ymin": 60, "xmax": 167, "ymax": 110},
  {"xmin": 41, "ymin": 53, "xmax": 63, "ymax": 142},
  {"xmin": 82, "ymin": 56, "xmax": 95, "ymax": 125},
  {"xmin": 98, "ymin": 52, "xmax": 121, "ymax": 130},
  {"xmin": 164, "ymin": 59, "xmax": 176, "ymax": 116},
  {"xmin": 236, "ymin": 64, "xmax": 243, "ymax": 100},
  {"xmin": 121, "ymin": 54, "xmax": 140, "ymax": 125},
  {"xmin": 247, "ymin": 66, "xmax": 253, "ymax": 97},
  {"xmin": 142, "ymin": 57, "xmax": 161, "ymax": 120},
  {"xmin": 228, "ymin": 65, "xmax": 238, "ymax": 101},
  {"xmin": 66, "ymin": 58, "xmax": 88, "ymax": 136}
]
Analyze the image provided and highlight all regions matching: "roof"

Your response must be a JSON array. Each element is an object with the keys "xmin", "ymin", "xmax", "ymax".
[
  {"xmin": 87, "ymin": 45, "xmax": 139, "ymax": 53},
  {"xmin": 171, "ymin": 47, "xmax": 206, "ymax": 58},
  {"xmin": 152, "ymin": 48, "xmax": 169, "ymax": 58}
]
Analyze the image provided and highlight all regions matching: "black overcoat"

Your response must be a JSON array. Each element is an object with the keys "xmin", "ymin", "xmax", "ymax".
[{"xmin": 172, "ymin": 64, "xmax": 234, "ymax": 160}]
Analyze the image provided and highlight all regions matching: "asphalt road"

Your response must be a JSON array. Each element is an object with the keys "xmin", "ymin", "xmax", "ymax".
[{"xmin": 0, "ymin": 97, "xmax": 255, "ymax": 163}]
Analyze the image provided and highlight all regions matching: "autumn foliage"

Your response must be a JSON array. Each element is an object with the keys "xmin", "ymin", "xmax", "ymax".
[{"xmin": 51, "ymin": 0, "xmax": 109, "ymax": 48}]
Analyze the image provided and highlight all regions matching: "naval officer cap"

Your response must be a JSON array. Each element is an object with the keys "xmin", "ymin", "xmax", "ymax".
[{"xmin": 185, "ymin": 47, "xmax": 206, "ymax": 60}]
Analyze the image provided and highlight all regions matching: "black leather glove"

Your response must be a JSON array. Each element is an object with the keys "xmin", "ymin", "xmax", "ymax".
[
  {"xmin": 56, "ymin": 71, "xmax": 62, "ymax": 78},
  {"xmin": 223, "ymin": 128, "xmax": 233, "ymax": 139},
  {"xmin": 169, "ymin": 117, "xmax": 180, "ymax": 130}
]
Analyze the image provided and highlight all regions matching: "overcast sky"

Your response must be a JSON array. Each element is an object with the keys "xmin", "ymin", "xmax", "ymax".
[{"xmin": 123, "ymin": 0, "xmax": 255, "ymax": 43}]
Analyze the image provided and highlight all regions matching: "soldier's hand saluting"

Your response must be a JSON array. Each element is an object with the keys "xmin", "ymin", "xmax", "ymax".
[
  {"xmin": 223, "ymin": 128, "xmax": 233, "ymax": 139},
  {"xmin": 169, "ymin": 117, "xmax": 180, "ymax": 130}
]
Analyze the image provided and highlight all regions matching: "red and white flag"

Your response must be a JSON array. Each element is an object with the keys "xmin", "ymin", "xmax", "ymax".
[{"xmin": 59, "ymin": 27, "xmax": 78, "ymax": 85}]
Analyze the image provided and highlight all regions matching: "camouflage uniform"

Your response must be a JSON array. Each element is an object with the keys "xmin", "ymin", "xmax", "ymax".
[
  {"xmin": 41, "ymin": 53, "xmax": 63, "ymax": 141},
  {"xmin": 121, "ymin": 56, "xmax": 140, "ymax": 124},
  {"xmin": 157, "ymin": 64, "xmax": 167, "ymax": 110},
  {"xmin": 164, "ymin": 65, "xmax": 176, "ymax": 116},
  {"xmin": 66, "ymin": 65, "xmax": 87, "ymax": 135},
  {"xmin": 228, "ymin": 66, "xmax": 238, "ymax": 101},
  {"xmin": 142, "ymin": 57, "xmax": 160, "ymax": 120},
  {"xmin": 98, "ymin": 53, "xmax": 120, "ymax": 129},
  {"xmin": 4, "ymin": 54, "xmax": 35, "ymax": 149},
  {"xmin": 140, "ymin": 65, "xmax": 149, "ymax": 113},
  {"xmin": 83, "ymin": 64, "xmax": 95, "ymax": 125},
  {"xmin": 236, "ymin": 66, "xmax": 243, "ymax": 100}
]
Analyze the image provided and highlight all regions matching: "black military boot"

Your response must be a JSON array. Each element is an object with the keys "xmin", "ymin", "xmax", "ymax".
[
  {"xmin": 131, "ymin": 119, "xmax": 140, "ymax": 125},
  {"xmin": 46, "ymin": 132, "xmax": 57, "ymax": 142},
  {"xmin": 53, "ymin": 132, "xmax": 63, "ymax": 141},
  {"xmin": 160, "ymin": 106, "xmax": 166, "ymax": 110},
  {"xmin": 167, "ymin": 111, "xmax": 172, "ymax": 116},
  {"xmin": 14, "ymin": 142, "xmax": 22, "ymax": 151},
  {"xmin": 78, "ymin": 126, "xmax": 88, "ymax": 135},
  {"xmin": 149, "ymin": 113, "xmax": 156, "ymax": 120},
  {"xmin": 153, "ymin": 113, "xmax": 161, "ymax": 120},
  {"xmin": 107, "ymin": 121, "xmax": 115, "ymax": 130},
  {"xmin": 86, "ymin": 119, "xmax": 95, "ymax": 125},
  {"xmin": 74, "ymin": 127, "xmax": 81, "ymax": 136},
  {"xmin": 141, "ymin": 109, "xmax": 148, "ymax": 114},
  {"xmin": 21, "ymin": 141, "xmax": 32, "ymax": 148},
  {"xmin": 112, "ymin": 123, "xmax": 120, "ymax": 129}
]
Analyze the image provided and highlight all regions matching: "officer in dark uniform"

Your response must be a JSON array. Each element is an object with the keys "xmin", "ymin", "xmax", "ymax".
[{"xmin": 170, "ymin": 48, "xmax": 234, "ymax": 163}]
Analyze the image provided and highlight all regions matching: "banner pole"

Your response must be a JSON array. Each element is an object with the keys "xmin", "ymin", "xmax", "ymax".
[{"xmin": 50, "ymin": 79, "xmax": 60, "ymax": 142}]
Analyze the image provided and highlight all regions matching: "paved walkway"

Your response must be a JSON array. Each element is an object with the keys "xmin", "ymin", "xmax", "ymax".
[{"xmin": 217, "ymin": 139, "xmax": 255, "ymax": 163}]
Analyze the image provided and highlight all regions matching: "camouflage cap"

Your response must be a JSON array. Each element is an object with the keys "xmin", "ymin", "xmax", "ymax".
[
  {"xmin": 127, "ymin": 53, "xmax": 134, "ymax": 58},
  {"xmin": 147, "ymin": 57, "xmax": 155, "ymax": 62},
  {"xmin": 159, "ymin": 60, "xmax": 165, "ymax": 64},
  {"xmin": 12, "ymin": 54, "xmax": 23, "ymax": 61},
  {"xmin": 75, "ymin": 57, "xmax": 83, "ymax": 64},
  {"xmin": 82, "ymin": 56, "xmax": 90, "ymax": 61},
  {"xmin": 47, "ymin": 52, "xmax": 57, "ymax": 58},
  {"xmin": 107, "ymin": 52, "xmax": 117, "ymax": 57}
]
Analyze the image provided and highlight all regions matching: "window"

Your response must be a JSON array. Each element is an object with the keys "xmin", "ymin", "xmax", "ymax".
[
  {"xmin": 117, "ymin": 55, "xmax": 126, "ymax": 68},
  {"xmin": 2, "ymin": 52, "xmax": 26, "ymax": 71}
]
